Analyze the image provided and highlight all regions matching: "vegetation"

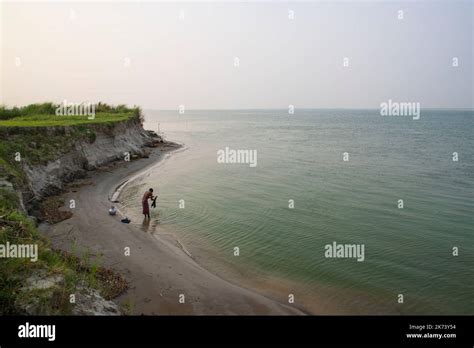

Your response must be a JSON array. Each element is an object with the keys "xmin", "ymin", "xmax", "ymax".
[
  {"xmin": 0, "ymin": 102, "xmax": 57, "ymax": 120},
  {"xmin": 0, "ymin": 103, "xmax": 142, "ymax": 172},
  {"xmin": 0, "ymin": 103, "xmax": 133, "ymax": 314},
  {"xmin": 0, "ymin": 187, "xmax": 127, "ymax": 314},
  {"xmin": 0, "ymin": 102, "xmax": 143, "ymax": 127},
  {"xmin": 0, "ymin": 113, "xmax": 130, "ymax": 127}
]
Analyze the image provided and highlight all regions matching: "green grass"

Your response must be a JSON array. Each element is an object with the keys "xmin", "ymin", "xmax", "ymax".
[
  {"xmin": 0, "ymin": 103, "xmax": 143, "ymax": 169},
  {"xmin": 0, "ymin": 187, "xmax": 126, "ymax": 314},
  {"xmin": 0, "ymin": 103, "xmax": 136, "ymax": 314},
  {"xmin": 0, "ymin": 102, "xmax": 143, "ymax": 127},
  {"xmin": 0, "ymin": 187, "xmax": 72, "ymax": 314},
  {"xmin": 0, "ymin": 112, "xmax": 133, "ymax": 127},
  {"xmin": 0, "ymin": 102, "xmax": 141, "ymax": 121}
]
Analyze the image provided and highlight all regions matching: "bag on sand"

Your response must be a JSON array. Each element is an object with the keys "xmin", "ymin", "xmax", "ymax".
[{"xmin": 121, "ymin": 217, "xmax": 131, "ymax": 224}]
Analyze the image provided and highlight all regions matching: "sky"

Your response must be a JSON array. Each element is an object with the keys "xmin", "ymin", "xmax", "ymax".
[{"xmin": 1, "ymin": 0, "xmax": 473, "ymax": 109}]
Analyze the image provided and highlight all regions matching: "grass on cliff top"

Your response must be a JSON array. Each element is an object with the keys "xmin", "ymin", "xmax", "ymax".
[
  {"xmin": 0, "ymin": 112, "xmax": 133, "ymax": 127},
  {"xmin": 0, "ymin": 102, "xmax": 141, "ymax": 127},
  {"xmin": 0, "ymin": 112, "xmax": 135, "ymax": 127},
  {"xmin": 0, "ymin": 102, "xmax": 143, "ymax": 172}
]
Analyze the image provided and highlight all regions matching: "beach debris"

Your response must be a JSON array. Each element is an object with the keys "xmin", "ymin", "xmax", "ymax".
[
  {"xmin": 121, "ymin": 217, "xmax": 131, "ymax": 223},
  {"xmin": 94, "ymin": 268, "xmax": 129, "ymax": 300},
  {"xmin": 39, "ymin": 196, "xmax": 73, "ymax": 224},
  {"xmin": 108, "ymin": 206, "xmax": 117, "ymax": 215}
]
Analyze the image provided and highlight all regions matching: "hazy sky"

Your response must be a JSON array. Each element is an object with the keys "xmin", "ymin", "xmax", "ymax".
[{"xmin": 1, "ymin": 0, "xmax": 473, "ymax": 109}]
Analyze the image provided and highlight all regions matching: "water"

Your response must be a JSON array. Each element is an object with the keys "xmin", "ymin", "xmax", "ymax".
[{"xmin": 121, "ymin": 109, "xmax": 474, "ymax": 314}]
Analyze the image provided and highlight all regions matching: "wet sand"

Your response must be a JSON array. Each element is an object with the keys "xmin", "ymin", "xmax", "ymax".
[{"xmin": 42, "ymin": 143, "xmax": 305, "ymax": 315}]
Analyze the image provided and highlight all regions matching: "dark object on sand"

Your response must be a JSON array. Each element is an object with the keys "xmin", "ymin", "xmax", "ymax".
[
  {"xmin": 151, "ymin": 196, "xmax": 157, "ymax": 208},
  {"xmin": 121, "ymin": 218, "xmax": 131, "ymax": 223}
]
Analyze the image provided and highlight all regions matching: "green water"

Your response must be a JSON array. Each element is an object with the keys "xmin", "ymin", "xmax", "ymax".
[{"xmin": 122, "ymin": 109, "xmax": 473, "ymax": 314}]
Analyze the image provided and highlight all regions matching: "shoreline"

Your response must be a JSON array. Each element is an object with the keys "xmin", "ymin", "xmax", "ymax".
[
  {"xmin": 110, "ymin": 143, "xmax": 188, "ymax": 220},
  {"xmin": 114, "ymin": 141, "xmax": 395, "ymax": 316},
  {"xmin": 43, "ymin": 140, "xmax": 305, "ymax": 315}
]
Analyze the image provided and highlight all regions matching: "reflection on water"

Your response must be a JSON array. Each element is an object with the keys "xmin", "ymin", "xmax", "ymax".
[
  {"xmin": 139, "ymin": 216, "xmax": 162, "ymax": 234},
  {"xmin": 140, "ymin": 217, "xmax": 151, "ymax": 233}
]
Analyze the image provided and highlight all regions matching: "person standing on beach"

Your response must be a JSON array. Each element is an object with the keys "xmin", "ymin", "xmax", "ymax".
[{"xmin": 142, "ymin": 188, "xmax": 154, "ymax": 219}]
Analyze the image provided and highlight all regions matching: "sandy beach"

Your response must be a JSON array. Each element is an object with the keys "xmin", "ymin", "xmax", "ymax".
[{"xmin": 42, "ymin": 142, "xmax": 304, "ymax": 315}]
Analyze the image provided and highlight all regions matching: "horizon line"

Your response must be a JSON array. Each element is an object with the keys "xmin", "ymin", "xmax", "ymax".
[
  {"xmin": 143, "ymin": 107, "xmax": 474, "ymax": 111},
  {"xmin": 2, "ymin": 103, "xmax": 473, "ymax": 112}
]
